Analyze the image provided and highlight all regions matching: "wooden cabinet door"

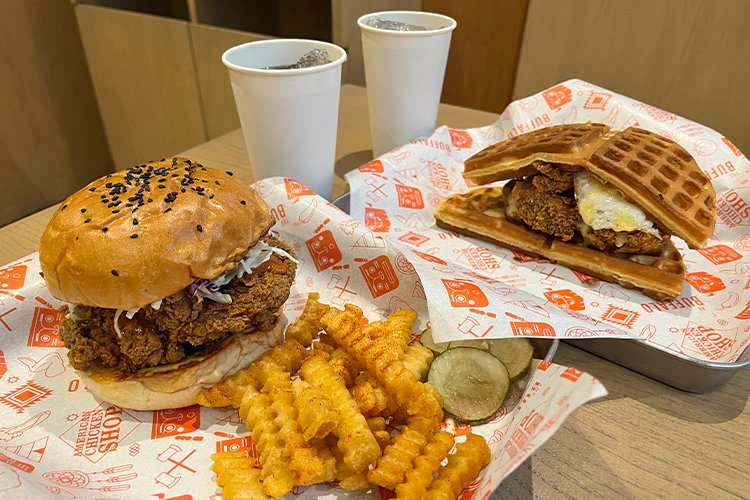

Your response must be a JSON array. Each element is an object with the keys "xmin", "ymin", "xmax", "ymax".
[
  {"xmin": 190, "ymin": 24, "xmax": 269, "ymax": 139},
  {"xmin": 76, "ymin": 5, "xmax": 206, "ymax": 167}
]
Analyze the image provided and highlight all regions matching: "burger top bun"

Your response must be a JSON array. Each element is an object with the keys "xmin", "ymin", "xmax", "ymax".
[
  {"xmin": 39, "ymin": 157, "xmax": 274, "ymax": 310},
  {"xmin": 78, "ymin": 315, "xmax": 284, "ymax": 411}
]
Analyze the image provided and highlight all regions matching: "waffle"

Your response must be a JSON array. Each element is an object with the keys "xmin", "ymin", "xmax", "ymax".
[
  {"xmin": 463, "ymin": 124, "xmax": 716, "ymax": 248},
  {"xmin": 434, "ymin": 187, "xmax": 686, "ymax": 301},
  {"xmin": 464, "ymin": 123, "xmax": 611, "ymax": 185}
]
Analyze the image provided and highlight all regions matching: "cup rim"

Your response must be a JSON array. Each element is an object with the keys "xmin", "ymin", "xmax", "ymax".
[
  {"xmin": 222, "ymin": 39, "xmax": 347, "ymax": 76},
  {"xmin": 357, "ymin": 11, "xmax": 457, "ymax": 36}
]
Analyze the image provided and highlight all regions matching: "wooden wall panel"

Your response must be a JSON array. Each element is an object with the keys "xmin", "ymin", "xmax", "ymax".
[
  {"xmin": 76, "ymin": 5, "xmax": 206, "ymax": 167},
  {"xmin": 0, "ymin": 0, "xmax": 112, "ymax": 226},
  {"xmin": 423, "ymin": 0, "xmax": 529, "ymax": 114},
  {"xmin": 515, "ymin": 0, "xmax": 750, "ymax": 154},
  {"xmin": 190, "ymin": 24, "xmax": 269, "ymax": 139}
]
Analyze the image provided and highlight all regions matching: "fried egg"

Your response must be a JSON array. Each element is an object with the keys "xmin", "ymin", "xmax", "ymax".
[{"xmin": 574, "ymin": 171, "xmax": 660, "ymax": 236}]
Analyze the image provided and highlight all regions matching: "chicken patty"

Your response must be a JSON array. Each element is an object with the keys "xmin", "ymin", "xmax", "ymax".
[
  {"xmin": 506, "ymin": 162, "xmax": 666, "ymax": 254},
  {"xmin": 60, "ymin": 236, "xmax": 296, "ymax": 373}
]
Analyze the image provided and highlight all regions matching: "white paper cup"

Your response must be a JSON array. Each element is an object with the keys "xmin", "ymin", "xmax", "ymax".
[
  {"xmin": 358, "ymin": 11, "xmax": 457, "ymax": 157},
  {"xmin": 222, "ymin": 39, "xmax": 347, "ymax": 199}
]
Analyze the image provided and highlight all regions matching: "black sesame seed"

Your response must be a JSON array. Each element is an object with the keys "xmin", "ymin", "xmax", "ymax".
[
  {"xmin": 215, "ymin": 181, "xmax": 220, "ymax": 185},
  {"xmin": 133, "ymin": 219, "xmax": 139, "ymax": 225},
  {"xmin": 105, "ymin": 182, "xmax": 113, "ymax": 188},
  {"xmin": 181, "ymin": 188, "xmax": 186, "ymax": 193},
  {"xmin": 164, "ymin": 207, "xmax": 172, "ymax": 213},
  {"xmin": 196, "ymin": 224, "xmax": 203, "ymax": 232},
  {"xmin": 130, "ymin": 233, "xmax": 138, "ymax": 239},
  {"xmin": 112, "ymin": 209, "xmax": 120, "ymax": 214},
  {"xmin": 111, "ymin": 269, "xmax": 119, "ymax": 276},
  {"xmin": 209, "ymin": 194, "xmax": 215, "ymax": 199},
  {"xmin": 89, "ymin": 187, "xmax": 96, "ymax": 192},
  {"xmin": 102, "ymin": 227, "xmax": 109, "ymax": 233},
  {"xmin": 61, "ymin": 204, "xmax": 68, "ymax": 210},
  {"xmin": 240, "ymin": 200, "xmax": 246, "ymax": 205},
  {"xmin": 158, "ymin": 184, "xmax": 166, "ymax": 189},
  {"xmin": 165, "ymin": 192, "xmax": 177, "ymax": 203},
  {"xmin": 147, "ymin": 198, "xmax": 153, "ymax": 203},
  {"xmin": 226, "ymin": 171, "xmax": 234, "ymax": 176},
  {"xmin": 84, "ymin": 218, "xmax": 91, "ymax": 224},
  {"xmin": 80, "ymin": 208, "xmax": 86, "ymax": 213}
]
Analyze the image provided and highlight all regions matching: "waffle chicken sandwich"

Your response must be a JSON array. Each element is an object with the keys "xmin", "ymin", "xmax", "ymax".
[
  {"xmin": 40, "ymin": 158, "xmax": 297, "ymax": 410},
  {"xmin": 435, "ymin": 124, "xmax": 716, "ymax": 300}
]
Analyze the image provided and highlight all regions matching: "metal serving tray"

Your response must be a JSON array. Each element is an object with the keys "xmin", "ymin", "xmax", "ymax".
[
  {"xmin": 333, "ymin": 192, "xmax": 749, "ymax": 392},
  {"xmin": 332, "ymin": 192, "xmax": 559, "ymax": 364},
  {"xmin": 566, "ymin": 339, "xmax": 750, "ymax": 393}
]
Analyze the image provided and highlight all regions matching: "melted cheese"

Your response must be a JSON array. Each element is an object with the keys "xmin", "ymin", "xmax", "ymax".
[{"xmin": 574, "ymin": 171, "xmax": 660, "ymax": 236}]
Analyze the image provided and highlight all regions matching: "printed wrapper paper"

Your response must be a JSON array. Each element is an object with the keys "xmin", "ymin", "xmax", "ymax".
[
  {"xmin": 0, "ymin": 177, "xmax": 606, "ymax": 499},
  {"xmin": 346, "ymin": 79, "xmax": 750, "ymax": 364}
]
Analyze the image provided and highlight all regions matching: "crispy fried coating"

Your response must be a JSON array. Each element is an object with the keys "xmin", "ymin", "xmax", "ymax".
[
  {"xmin": 582, "ymin": 226, "xmax": 668, "ymax": 254},
  {"xmin": 532, "ymin": 161, "xmax": 578, "ymax": 193},
  {"xmin": 509, "ymin": 178, "xmax": 581, "ymax": 241}
]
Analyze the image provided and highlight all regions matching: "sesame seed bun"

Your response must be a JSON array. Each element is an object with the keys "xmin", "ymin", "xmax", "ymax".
[
  {"xmin": 39, "ymin": 157, "xmax": 274, "ymax": 310},
  {"xmin": 77, "ymin": 315, "xmax": 284, "ymax": 411}
]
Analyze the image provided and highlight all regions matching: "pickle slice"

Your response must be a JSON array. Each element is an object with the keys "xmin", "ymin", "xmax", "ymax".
[
  {"xmin": 427, "ymin": 347, "xmax": 510, "ymax": 423},
  {"xmin": 488, "ymin": 338, "xmax": 534, "ymax": 384},
  {"xmin": 419, "ymin": 327, "xmax": 450, "ymax": 355}
]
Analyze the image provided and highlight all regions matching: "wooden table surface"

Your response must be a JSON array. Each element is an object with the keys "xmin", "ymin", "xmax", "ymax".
[{"xmin": 1, "ymin": 85, "xmax": 748, "ymax": 498}]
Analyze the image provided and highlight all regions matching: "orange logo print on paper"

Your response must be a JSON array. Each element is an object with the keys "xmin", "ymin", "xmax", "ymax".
[
  {"xmin": 358, "ymin": 159, "xmax": 384, "ymax": 173},
  {"xmin": 583, "ymin": 91, "xmax": 611, "ymax": 111},
  {"xmin": 0, "ymin": 350, "xmax": 6, "ymax": 380},
  {"xmin": 510, "ymin": 321, "xmax": 555, "ymax": 337},
  {"xmin": 600, "ymin": 305, "xmax": 640, "ymax": 329},
  {"xmin": 398, "ymin": 231, "xmax": 429, "ymax": 247},
  {"xmin": 543, "ymin": 289, "xmax": 585, "ymax": 311},
  {"xmin": 305, "ymin": 230, "xmax": 342, "ymax": 272},
  {"xmin": 441, "ymin": 279, "xmax": 489, "ymax": 308},
  {"xmin": 364, "ymin": 207, "xmax": 391, "ymax": 233},
  {"xmin": 0, "ymin": 381, "xmax": 51, "ymax": 413},
  {"xmin": 0, "ymin": 265, "xmax": 27, "ymax": 297},
  {"xmin": 560, "ymin": 367, "xmax": 584, "ymax": 382},
  {"xmin": 697, "ymin": 245, "xmax": 742, "ymax": 265},
  {"xmin": 735, "ymin": 299, "xmax": 750, "ymax": 320},
  {"xmin": 151, "ymin": 406, "xmax": 201, "ymax": 439},
  {"xmin": 359, "ymin": 256, "xmax": 399, "ymax": 299},
  {"xmin": 448, "ymin": 129, "xmax": 473, "ymax": 149},
  {"xmin": 283, "ymin": 178, "xmax": 315, "ymax": 200},
  {"xmin": 542, "ymin": 84, "xmax": 572, "ymax": 110},
  {"xmin": 395, "ymin": 184, "xmax": 424, "ymax": 209},
  {"xmin": 686, "ymin": 271, "xmax": 726, "ymax": 294},
  {"xmin": 722, "ymin": 137, "xmax": 744, "ymax": 157},
  {"xmin": 27, "ymin": 307, "xmax": 64, "ymax": 348},
  {"xmin": 413, "ymin": 250, "xmax": 447, "ymax": 266}
]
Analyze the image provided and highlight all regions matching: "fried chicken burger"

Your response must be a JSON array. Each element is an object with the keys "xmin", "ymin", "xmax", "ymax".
[
  {"xmin": 40, "ymin": 157, "xmax": 297, "ymax": 410},
  {"xmin": 435, "ymin": 124, "xmax": 716, "ymax": 300}
]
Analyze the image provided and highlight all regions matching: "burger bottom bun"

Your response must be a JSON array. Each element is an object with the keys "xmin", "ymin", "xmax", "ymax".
[{"xmin": 77, "ymin": 314, "xmax": 285, "ymax": 411}]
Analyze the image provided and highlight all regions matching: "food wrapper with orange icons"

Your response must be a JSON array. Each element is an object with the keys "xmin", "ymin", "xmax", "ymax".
[
  {"xmin": 346, "ymin": 79, "xmax": 750, "ymax": 364},
  {"xmin": 0, "ymin": 176, "xmax": 606, "ymax": 498}
]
